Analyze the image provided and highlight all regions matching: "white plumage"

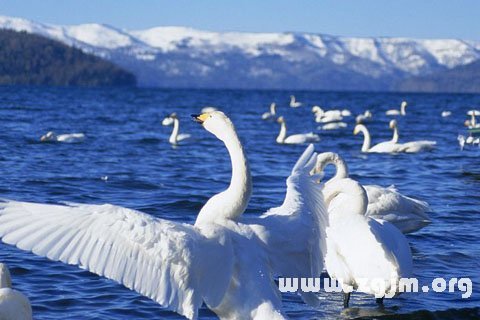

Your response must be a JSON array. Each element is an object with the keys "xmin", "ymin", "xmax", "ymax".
[
  {"xmin": 0, "ymin": 111, "xmax": 328, "ymax": 320},
  {"xmin": 40, "ymin": 131, "xmax": 85, "ymax": 143},
  {"xmin": 162, "ymin": 113, "xmax": 191, "ymax": 145},
  {"xmin": 315, "ymin": 152, "xmax": 430, "ymax": 233},
  {"xmin": 261, "ymin": 102, "xmax": 277, "ymax": 120},
  {"xmin": 276, "ymin": 116, "xmax": 320, "ymax": 144},
  {"xmin": 323, "ymin": 178, "xmax": 413, "ymax": 306},
  {"xmin": 0, "ymin": 263, "xmax": 32, "ymax": 320},
  {"xmin": 386, "ymin": 101, "xmax": 407, "ymax": 116},
  {"xmin": 289, "ymin": 95, "xmax": 302, "ymax": 108}
]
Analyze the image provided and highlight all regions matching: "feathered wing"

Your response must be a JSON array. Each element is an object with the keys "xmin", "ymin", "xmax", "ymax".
[
  {"xmin": 0, "ymin": 201, "xmax": 233, "ymax": 320},
  {"xmin": 249, "ymin": 145, "xmax": 328, "ymax": 305},
  {"xmin": 364, "ymin": 185, "xmax": 431, "ymax": 233}
]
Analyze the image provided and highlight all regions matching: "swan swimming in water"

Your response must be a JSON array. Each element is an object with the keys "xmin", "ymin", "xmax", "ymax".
[
  {"xmin": 389, "ymin": 120, "xmax": 436, "ymax": 153},
  {"xmin": 0, "ymin": 111, "xmax": 329, "ymax": 320},
  {"xmin": 314, "ymin": 152, "xmax": 431, "ymax": 234},
  {"xmin": 355, "ymin": 110, "xmax": 372, "ymax": 124},
  {"xmin": 322, "ymin": 178, "xmax": 413, "ymax": 307},
  {"xmin": 441, "ymin": 111, "xmax": 451, "ymax": 117},
  {"xmin": 318, "ymin": 122, "xmax": 347, "ymax": 130},
  {"xmin": 289, "ymin": 95, "xmax": 302, "ymax": 108},
  {"xmin": 261, "ymin": 102, "xmax": 277, "ymax": 120},
  {"xmin": 312, "ymin": 106, "xmax": 350, "ymax": 118},
  {"xmin": 386, "ymin": 101, "xmax": 407, "ymax": 116},
  {"xmin": 0, "ymin": 263, "xmax": 32, "ymax": 320},
  {"xmin": 40, "ymin": 131, "xmax": 85, "ymax": 143},
  {"xmin": 353, "ymin": 123, "xmax": 403, "ymax": 153},
  {"xmin": 276, "ymin": 116, "xmax": 320, "ymax": 144},
  {"xmin": 162, "ymin": 113, "xmax": 191, "ymax": 145}
]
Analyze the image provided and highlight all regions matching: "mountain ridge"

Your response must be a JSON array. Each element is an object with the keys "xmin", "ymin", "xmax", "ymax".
[{"xmin": 1, "ymin": 15, "xmax": 479, "ymax": 91}]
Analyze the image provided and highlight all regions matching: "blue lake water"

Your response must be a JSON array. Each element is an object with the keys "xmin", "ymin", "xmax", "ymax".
[{"xmin": 0, "ymin": 86, "xmax": 479, "ymax": 319}]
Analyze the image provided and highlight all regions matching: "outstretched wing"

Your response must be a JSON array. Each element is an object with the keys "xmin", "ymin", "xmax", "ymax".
[
  {"xmin": 249, "ymin": 145, "xmax": 328, "ymax": 294},
  {"xmin": 0, "ymin": 201, "xmax": 233, "ymax": 320}
]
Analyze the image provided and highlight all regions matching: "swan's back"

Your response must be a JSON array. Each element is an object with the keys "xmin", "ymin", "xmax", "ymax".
[
  {"xmin": 0, "ymin": 288, "xmax": 32, "ymax": 320},
  {"xmin": 284, "ymin": 133, "xmax": 320, "ymax": 144},
  {"xmin": 401, "ymin": 140, "xmax": 436, "ymax": 153}
]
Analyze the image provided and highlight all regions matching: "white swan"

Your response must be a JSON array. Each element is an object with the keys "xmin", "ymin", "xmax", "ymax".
[
  {"xmin": 162, "ymin": 113, "xmax": 191, "ymax": 145},
  {"xmin": 353, "ymin": 124, "xmax": 403, "ymax": 153},
  {"xmin": 386, "ymin": 101, "xmax": 407, "ymax": 116},
  {"xmin": 441, "ymin": 111, "xmax": 451, "ymax": 117},
  {"xmin": 276, "ymin": 116, "xmax": 320, "ymax": 144},
  {"xmin": 0, "ymin": 111, "xmax": 328, "ymax": 320},
  {"xmin": 201, "ymin": 106, "xmax": 217, "ymax": 113},
  {"xmin": 318, "ymin": 122, "xmax": 347, "ymax": 130},
  {"xmin": 261, "ymin": 102, "xmax": 277, "ymax": 120},
  {"xmin": 389, "ymin": 120, "xmax": 436, "ymax": 153},
  {"xmin": 355, "ymin": 110, "xmax": 372, "ymax": 124},
  {"xmin": 40, "ymin": 131, "xmax": 85, "ymax": 143},
  {"xmin": 315, "ymin": 152, "xmax": 431, "ymax": 234},
  {"xmin": 0, "ymin": 263, "xmax": 32, "ymax": 320},
  {"xmin": 312, "ymin": 106, "xmax": 350, "ymax": 118},
  {"xmin": 322, "ymin": 178, "xmax": 413, "ymax": 307},
  {"xmin": 315, "ymin": 113, "xmax": 344, "ymax": 123},
  {"xmin": 289, "ymin": 95, "xmax": 302, "ymax": 108},
  {"xmin": 466, "ymin": 110, "xmax": 480, "ymax": 129}
]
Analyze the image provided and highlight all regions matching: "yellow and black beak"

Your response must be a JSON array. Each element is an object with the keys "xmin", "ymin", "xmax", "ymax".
[{"xmin": 191, "ymin": 113, "xmax": 209, "ymax": 124}]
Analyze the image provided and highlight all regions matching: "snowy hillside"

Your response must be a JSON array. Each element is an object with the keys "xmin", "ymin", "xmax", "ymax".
[{"xmin": 1, "ymin": 15, "xmax": 479, "ymax": 90}]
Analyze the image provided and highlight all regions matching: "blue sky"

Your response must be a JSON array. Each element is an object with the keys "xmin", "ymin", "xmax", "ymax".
[{"xmin": 1, "ymin": 0, "xmax": 479, "ymax": 40}]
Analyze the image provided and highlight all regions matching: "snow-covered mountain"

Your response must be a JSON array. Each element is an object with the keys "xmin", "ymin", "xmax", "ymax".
[{"xmin": 1, "ymin": 15, "xmax": 479, "ymax": 90}]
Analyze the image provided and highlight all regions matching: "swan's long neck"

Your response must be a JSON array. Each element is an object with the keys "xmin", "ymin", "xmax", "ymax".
[
  {"xmin": 169, "ymin": 119, "xmax": 180, "ymax": 144},
  {"xmin": 391, "ymin": 124, "xmax": 399, "ymax": 143},
  {"xmin": 270, "ymin": 103, "xmax": 276, "ymax": 115},
  {"xmin": 276, "ymin": 122, "xmax": 287, "ymax": 143},
  {"xmin": 195, "ymin": 125, "xmax": 252, "ymax": 226},
  {"xmin": 471, "ymin": 114, "xmax": 477, "ymax": 127},
  {"xmin": 317, "ymin": 154, "xmax": 349, "ymax": 184},
  {"xmin": 0, "ymin": 264, "xmax": 12, "ymax": 288},
  {"xmin": 323, "ymin": 178, "xmax": 367, "ymax": 220},
  {"xmin": 358, "ymin": 126, "xmax": 371, "ymax": 152},
  {"xmin": 401, "ymin": 103, "xmax": 407, "ymax": 115}
]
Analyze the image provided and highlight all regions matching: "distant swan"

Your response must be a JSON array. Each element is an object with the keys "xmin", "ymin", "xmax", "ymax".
[
  {"xmin": 386, "ymin": 101, "xmax": 407, "ymax": 116},
  {"xmin": 353, "ymin": 123, "xmax": 403, "ymax": 153},
  {"xmin": 40, "ymin": 131, "xmax": 85, "ymax": 143},
  {"xmin": 441, "ymin": 111, "xmax": 451, "ymax": 117},
  {"xmin": 323, "ymin": 178, "xmax": 413, "ymax": 307},
  {"xmin": 389, "ymin": 120, "xmax": 436, "ymax": 153},
  {"xmin": 276, "ymin": 116, "xmax": 320, "ymax": 144},
  {"xmin": 261, "ymin": 103, "xmax": 277, "ymax": 120},
  {"xmin": 289, "ymin": 95, "xmax": 302, "ymax": 108},
  {"xmin": 312, "ymin": 106, "xmax": 350, "ymax": 118},
  {"xmin": 0, "ymin": 263, "xmax": 32, "ymax": 320},
  {"xmin": 356, "ymin": 110, "xmax": 372, "ymax": 124},
  {"xmin": 315, "ymin": 152, "xmax": 431, "ymax": 234},
  {"xmin": 319, "ymin": 122, "xmax": 347, "ymax": 130},
  {"xmin": 0, "ymin": 111, "xmax": 329, "ymax": 320},
  {"xmin": 162, "ymin": 113, "xmax": 191, "ymax": 145}
]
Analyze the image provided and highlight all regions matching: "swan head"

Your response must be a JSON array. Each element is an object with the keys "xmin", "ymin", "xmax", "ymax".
[
  {"xmin": 312, "ymin": 106, "xmax": 323, "ymax": 114},
  {"xmin": 401, "ymin": 101, "xmax": 407, "ymax": 108},
  {"xmin": 353, "ymin": 124, "xmax": 365, "ymax": 135},
  {"xmin": 192, "ymin": 111, "xmax": 236, "ymax": 141},
  {"xmin": 389, "ymin": 119, "xmax": 397, "ymax": 129},
  {"xmin": 40, "ymin": 131, "xmax": 56, "ymax": 142},
  {"xmin": 162, "ymin": 113, "xmax": 177, "ymax": 126},
  {"xmin": 0, "ymin": 263, "xmax": 12, "ymax": 288},
  {"xmin": 276, "ymin": 116, "xmax": 285, "ymax": 124}
]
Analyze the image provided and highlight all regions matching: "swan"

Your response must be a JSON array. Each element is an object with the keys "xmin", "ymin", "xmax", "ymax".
[
  {"xmin": 40, "ymin": 131, "xmax": 85, "ymax": 143},
  {"xmin": 315, "ymin": 113, "xmax": 344, "ymax": 123},
  {"xmin": 289, "ymin": 95, "xmax": 302, "ymax": 108},
  {"xmin": 386, "ymin": 101, "xmax": 407, "ymax": 116},
  {"xmin": 276, "ymin": 116, "xmax": 320, "ymax": 144},
  {"xmin": 355, "ymin": 110, "xmax": 372, "ymax": 124},
  {"xmin": 261, "ymin": 102, "xmax": 277, "ymax": 120},
  {"xmin": 466, "ymin": 110, "xmax": 480, "ymax": 129},
  {"xmin": 0, "ymin": 263, "xmax": 32, "ymax": 320},
  {"xmin": 312, "ymin": 106, "xmax": 350, "ymax": 118},
  {"xmin": 162, "ymin": 113, "xmax": 191, "ymax": 145},
  {"xmin": 314, "ymin": 152, "xmax": 431, "ymax": 234},
  {"xmin": 389, "ymin": 120, "xmax": 436, "ymax": 153},
  {"xmin": 318, "ymin": 122, "xmax": 347, "ymax": 130},
  {"xmin": 0, "ymin": 111, "xmax": 329, "ymax": 320},
  {"xmin": 322, "ymin": 177, "xmax": 413, "ymax": 307},
  {"xmin": 201, "ymin": 106, "xmax": 217, "ymax": 113},
  {"xmin": 441, "ymin": 111, "xmax": 451, "ymax": 117},
  {"xmin": 353, "ymin": 124, "xmax": 403, "ymax": 153}
]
